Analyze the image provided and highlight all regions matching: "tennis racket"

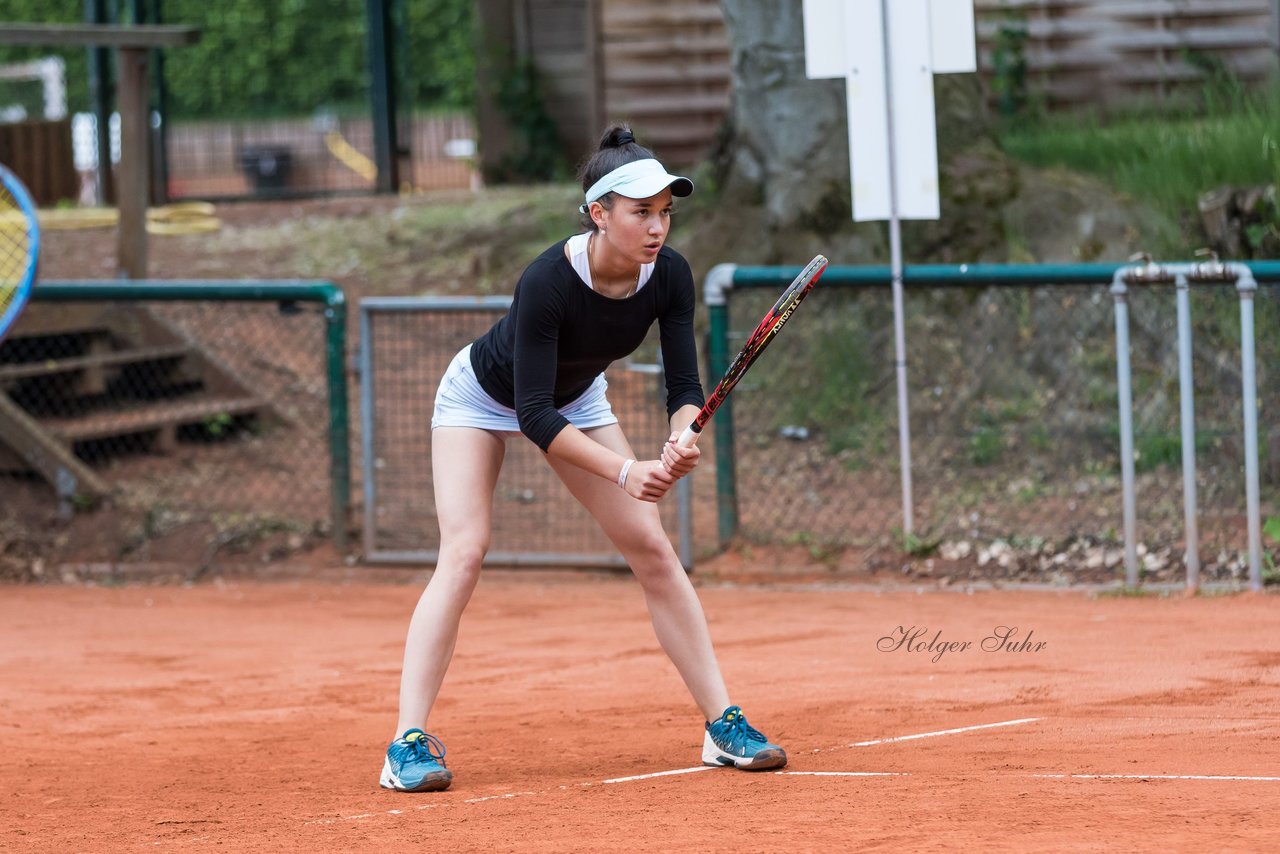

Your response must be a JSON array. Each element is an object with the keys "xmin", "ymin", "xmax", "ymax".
[
  {"xmin": 676, "ymin": 254, "xmax": 828, "ymax": 448},
  {"xmin": 0, "ymin": 165, "xmax": 39, "ymax": 342}
]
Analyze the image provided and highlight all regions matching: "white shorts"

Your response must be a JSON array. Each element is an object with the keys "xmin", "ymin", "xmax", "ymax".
[{"xmin": 430, "ymin": 344, "xmax": 619, "ymax": 436}]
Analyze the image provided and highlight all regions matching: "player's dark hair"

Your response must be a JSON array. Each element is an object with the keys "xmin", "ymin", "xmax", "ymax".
[{"xmin": 578, "ymin": 124, "xmax": 654, "ymax": 231}]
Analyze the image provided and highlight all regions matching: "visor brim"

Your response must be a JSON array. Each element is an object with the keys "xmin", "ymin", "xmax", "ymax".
[{"xmin": 609, "ymin": 174, "xmax": 695, "ymax": 201}]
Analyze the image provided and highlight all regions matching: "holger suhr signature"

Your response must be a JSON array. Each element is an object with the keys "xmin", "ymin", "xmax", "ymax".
[{"xmin": 878, "ymin": 626, "xmax": 1047, "ymax": 663}]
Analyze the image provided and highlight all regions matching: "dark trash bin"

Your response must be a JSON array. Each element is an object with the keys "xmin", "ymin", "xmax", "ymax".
[{"xmin": 239, "ymin": 146, "xmax": 292, "ymax": 194}]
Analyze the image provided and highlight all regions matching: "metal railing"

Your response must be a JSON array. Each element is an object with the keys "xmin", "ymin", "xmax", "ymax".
[
  {"xmin": 9, "ymin": 280, "xmax": 350, "ymax": 563},
  {"xmin": 705, "ymin": 260, "xmax": 1279, "ymax": 587},
  {"xmin": 357, "ymin": 296, "xmax": 693, "ymax": 568}
]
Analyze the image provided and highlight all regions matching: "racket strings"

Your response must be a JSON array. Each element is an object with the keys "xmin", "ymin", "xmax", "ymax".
[{"xmin": 0, "ymin": 185, "xmax": 33, "ymax": 306}]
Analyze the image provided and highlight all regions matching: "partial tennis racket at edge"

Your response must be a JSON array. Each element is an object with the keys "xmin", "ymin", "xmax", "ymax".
[
  {"xmin": 0, "ymin": 164, "xmax": 39, "ymax": 343},
  {"xmin": 676, "ymin": 253, "xmax": 828, "ymax": 448}
]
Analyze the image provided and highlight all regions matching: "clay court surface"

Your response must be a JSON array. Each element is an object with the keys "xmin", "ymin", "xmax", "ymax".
[{"xmin": 2, "ymin": 572, "xmax": 1277, "ymax": 852}]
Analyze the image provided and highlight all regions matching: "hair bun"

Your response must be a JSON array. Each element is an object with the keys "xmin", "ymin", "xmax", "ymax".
[{"xmin": 615, "ymin": 130, "xmax": 636, "ymax": 146}]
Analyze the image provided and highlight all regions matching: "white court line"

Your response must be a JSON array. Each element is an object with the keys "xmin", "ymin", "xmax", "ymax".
[
  {"xmin": 852, "ymin": 717, "xmax": 1041, "ymax": 747},
  {"xmin": 604, "ymin": 766, "xmax": 716, "ymax": 784},
  {"xmin": 1034, "ymin": 773, "xmax": 1280, "ymax": 783},
  {"xmin": 304, "ymin": 717, "xmax": 1041, "ymax": 826},
  {"xmin": 465, "ymin": 791, "xmax": 539, "ymax": 803}
]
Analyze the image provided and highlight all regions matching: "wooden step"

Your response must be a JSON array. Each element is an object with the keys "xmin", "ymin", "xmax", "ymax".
[
  {"xmin": 44, "ymin": 395, "xmax": 269, "ymax": 444},
  {"xmin": 0, "ymin": 304, "xmax": 110, "ymax": 339},
  {"xmin": 0, "ymin": 392, "xmax": 109, "ymax": 496},
  {"xmin": 0, "ymin": 344, "xmax": 191, "ymax": 383}
]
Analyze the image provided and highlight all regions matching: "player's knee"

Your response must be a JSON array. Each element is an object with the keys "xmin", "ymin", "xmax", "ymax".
[
  {"xmin": 631, "ymin": 527, "xmax": 674, "ymax": 560},
  {"xmin": 627, "ymin": 534, "xmax": 682, "ymax": 586},
  {"xmin": 438, "ymin": 538, "xmax": 489, "ymax": 579}
]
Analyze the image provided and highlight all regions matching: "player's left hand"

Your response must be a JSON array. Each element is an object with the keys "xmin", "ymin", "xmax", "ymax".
[{"xmin": 661, "ymin": 431, "xmax": 700, "ymax": 478}]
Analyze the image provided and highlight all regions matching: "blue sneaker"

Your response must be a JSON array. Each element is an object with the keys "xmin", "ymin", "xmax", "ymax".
[
  {"xmin": 380, "ymin": 729, "xmax": 453, "ymax": 792},
  {"xmin": 702, "ymin": 706, "xmax": 787, "ymax": 770}
]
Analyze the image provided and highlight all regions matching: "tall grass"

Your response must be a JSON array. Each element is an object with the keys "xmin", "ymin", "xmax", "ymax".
[{"xmin": 998, "ymin": 80, "xmax": 1280, "ymax": 241}]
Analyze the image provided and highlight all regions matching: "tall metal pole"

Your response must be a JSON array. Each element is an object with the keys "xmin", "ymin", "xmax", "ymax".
[
  {"xmin": 879, "ymin": 0, "xmax": 914, "ymax": 535},
  {"xmin": 1110, "ymin": 274, "xmax": 1139, "ymax": 586},
  {"xmin": 85, "ymin": 0, "xmax": 115, "ymax": 206},
  {"xmin": 150, "ymin": 0, "xmax": 171, "ymax": 204},
  {"xmin": 1174, "ymin": 273, "xmax": 1201, "ymax": 590},
  {"xmin": 365, "ymin": 0, "xmax": 400, "ymax": 193},
  {"xmin": 1236, "ymin": 275, "xmax": 1263, "ymax": 590},
  {"xmin": 115, "ymin": 46, "xmax": 149, "ymax": 278}
]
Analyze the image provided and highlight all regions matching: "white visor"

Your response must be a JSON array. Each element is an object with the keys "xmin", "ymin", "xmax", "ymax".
[{"xmin": 583, "ymin": 159, "xmax": 694, "ymax": 208}]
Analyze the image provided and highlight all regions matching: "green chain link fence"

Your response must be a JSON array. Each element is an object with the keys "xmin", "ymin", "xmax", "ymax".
[
  {"xmin": 0, "ymin": 281, "xmax": 347, "ymax": 579},
  {"xmin": 711, "ymin": 262, "xmax": 1279, "ymax": 584}
]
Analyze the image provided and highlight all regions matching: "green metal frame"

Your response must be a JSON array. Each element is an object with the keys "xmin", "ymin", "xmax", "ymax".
[
  {"xmin": 707, "ymin": 260, "xmax": 1280, "ymax": 547},
  {"xmin": 32, "ymin": 279, "xmax": 350, "ymax": 549}
]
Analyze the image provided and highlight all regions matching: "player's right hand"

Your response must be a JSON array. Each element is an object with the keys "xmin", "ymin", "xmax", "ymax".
[{"xmin": 625, "ymin": 459, "xmax": 676, "ymax": 502}]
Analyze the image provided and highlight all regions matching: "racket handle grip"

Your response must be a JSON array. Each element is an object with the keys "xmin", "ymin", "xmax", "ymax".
[{"xmin": 676, "ymin": 424, "xmax": 700, "ymax": 448}]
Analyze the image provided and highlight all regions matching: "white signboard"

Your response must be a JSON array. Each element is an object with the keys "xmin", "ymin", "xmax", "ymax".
[
  {"xmin": 928, "ymin": 0, "xmax": 977, "ymax": 73},
  {"xmin": 803, "ymin": 0, "xmax": 976, "ymax": 222},
  {"xmin": 803, "ymin": 0, "xmax": 846, "ymax": 80}
]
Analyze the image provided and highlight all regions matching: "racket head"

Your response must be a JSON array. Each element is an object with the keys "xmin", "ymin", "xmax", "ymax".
[
  {"xmin": 0, "ymin": 165, "xmax": 39, "ymax": 341},
  {"xmin": 725, "ymin": 253, "xmax": 828, "ymax": 382},
  {"xmin": 688, "ymin": 254, "xmax": 828, "ymax": 437},
  {"xmin": 763, "ymin": 253, "xmax": 828, "ymax": 320},
  {"xmin": 744, "ymin": 254, "xmax": 827, "ymax": 360}
]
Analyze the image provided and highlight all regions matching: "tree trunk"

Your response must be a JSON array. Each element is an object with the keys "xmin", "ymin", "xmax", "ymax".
[
  {"xmin": 715, "ymin": 0, "xmax": 848, "ymax": 232},
  {"xmin": 696, "ymin": 0, "xmax": 1003, "ymax": 266}
]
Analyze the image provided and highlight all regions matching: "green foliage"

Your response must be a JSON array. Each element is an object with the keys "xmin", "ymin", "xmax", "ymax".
[
  {"xmin": 400, "ymin": 0, "xmax": 475, "ymax": 110},
  {"xmin": 990, "ymin": 10, "xmax": 1029, "ymax": 118},
  {"xmin": 162, "ymin": 1, "xmax": 370, "ymax": 119},
  {"xmin": 486, "ymin": 57, "xmax": 569, "ymax": 183},
  {"xmin": 968, "ymin": 423, "xmax": 1003, "ymax": 466},
  {"xmin": 784, "ymin": 530, "xmax": 838, "ymax": 563},
  {"xmin": 1126, "ymin": 429, "xmax": 1219, "ymax": 473},
  {"xmin": 0, "ymin": 0, "xmax": 475, "ymax": 120},
  {"xmin": 0, "ymin": 2, "xmax": 87, "ymax": 111},
  {"xmin": 1134, "ymin": 431, "xmax": 1180, "ymax": 472},
  {"xmin": 202, "ymin": 411, "xmax": 234, "ymax": 437},
  {"xmin": 1028, "ymin": 423, "xmax": 1052, "ymax": 452},
  {"xmin": 998, "ymin": 77, "xmax": 1280, "ymax": 255},
  {"xmin": 784, "ymin": 320, "xmax": 876, "ymax": 456},
  {"xmin": 894, "ymin": 527, "xmax": 941, "ymax": 557},
  {"xmin": 1264, "ymin": 515, "xmax": 1280, "ymax": 544}
]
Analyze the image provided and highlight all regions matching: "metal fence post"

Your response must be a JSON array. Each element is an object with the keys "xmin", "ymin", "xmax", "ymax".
[
  {"xmin": 1174, "ymin": 271, "xmax": 1201, "ymax": 590},
  {"xmin": 1110, "ymin": 269, "xmax": 1139, "ymax": 587},
  {"xmin": 702, "ymin": 264, "xmax": 738, "ymax": 547},
  {"xmin": 1233, "ymin": 268, "xmax": 1263, "ymax": 591},
  {"xmin": 323, "ymin": 287, "xmax": 350, "ymax": 551}
]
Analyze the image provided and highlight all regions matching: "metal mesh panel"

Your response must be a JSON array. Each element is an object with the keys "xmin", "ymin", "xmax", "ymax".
[
  {"xmin": 724, "ymin": 286, "xmax": 901, "ymax": 549},
  {"xmin": 724, "ymin": 280, "xmax": 1278, "ymax": 576},
  {"xmin": 1119, "ymin": 282, "xmax": 1277, "ymax": 560},
  {"xmin": 908, "ymin": 284, "xmax": 1120, "ymax": 547},
  {"xmin": 0, "ymin": 297, "xmax": 336, "ymax": 570},
  {"xmin": 360, "ymin": 298, "xmax": 684, "ymax": 566}
]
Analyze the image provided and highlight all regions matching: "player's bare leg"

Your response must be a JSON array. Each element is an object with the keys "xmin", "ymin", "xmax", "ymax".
[
  {"xmin": 546, "ymin": 423, "xmax": 732, "ymax": 720},
  {"xmin": 395, "ymin": 426, "xmax": 505, "ymax": 734},
  {"xmin": 383, "ymin": 426, "xmax": 505, "ymax": 791},
  {"xmin": 548, "ymin": 423, "xmax": 786, "ymax": 769}
]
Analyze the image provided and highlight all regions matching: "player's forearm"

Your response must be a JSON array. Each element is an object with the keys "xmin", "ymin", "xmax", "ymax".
[
  {"xmin": 545, "ymin": 425, "xmax": 630, "ymax": 483},
  {"xmin": 669, "ymin": 404, "xmax": 701, "ymax": 435}
]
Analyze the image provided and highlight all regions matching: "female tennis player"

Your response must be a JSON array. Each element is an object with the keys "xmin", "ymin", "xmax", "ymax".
[{"xmin": 380, "ymin": 126, "xmax": 787, "ymax": 792}]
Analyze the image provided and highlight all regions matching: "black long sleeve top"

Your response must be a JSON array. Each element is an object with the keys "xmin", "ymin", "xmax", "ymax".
[{"xmin": 469, "ymin": 239, "xmax": 705, "ymax": 451}]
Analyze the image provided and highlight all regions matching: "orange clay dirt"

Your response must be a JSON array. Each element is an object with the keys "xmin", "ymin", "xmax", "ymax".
[{"xmin": 2, "ymin": 570, "xmax": 1278, "ymax": 852}]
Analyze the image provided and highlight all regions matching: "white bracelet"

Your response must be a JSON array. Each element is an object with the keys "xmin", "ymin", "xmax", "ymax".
[{"xmin": 617, "ymin": 458, "xmax": 636, "ymax": 489}]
